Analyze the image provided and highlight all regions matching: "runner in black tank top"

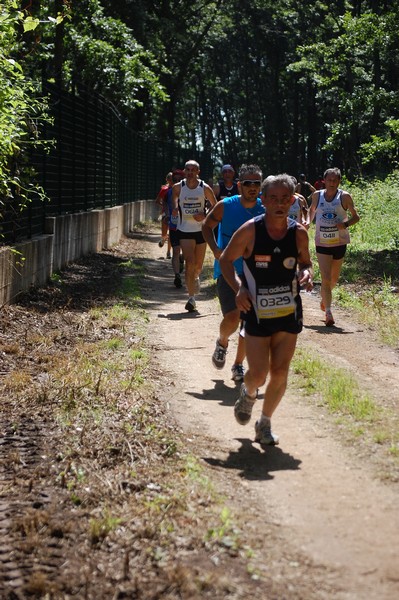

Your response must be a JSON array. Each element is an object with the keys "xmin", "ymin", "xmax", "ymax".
[
  {"xmin": 220, "ymin": 174, "xmax": 313, "ymax": 448},
  {"xmin": 242, "ymin": 215, "xmax": 303, "ymax": 336}
]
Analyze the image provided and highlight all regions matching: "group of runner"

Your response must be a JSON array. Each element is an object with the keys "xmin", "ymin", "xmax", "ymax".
[{"xmin": 155, "ymin": 161, "xmax": 360, "ymax": 448}]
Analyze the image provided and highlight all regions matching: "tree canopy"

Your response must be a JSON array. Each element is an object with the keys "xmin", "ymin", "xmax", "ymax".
[
  {"xmin": 74, "ymin": 0, "xmax": 399, "ymax": 177},
  {"xmin": 2, "ymin": 0, "xmax": 399, "ymax": 188}
]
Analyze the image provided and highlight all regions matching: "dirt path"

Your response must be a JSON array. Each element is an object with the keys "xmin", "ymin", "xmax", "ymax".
[{"xmin": 132, "ymin": 230, "xmax": 399, "ymax": 600}]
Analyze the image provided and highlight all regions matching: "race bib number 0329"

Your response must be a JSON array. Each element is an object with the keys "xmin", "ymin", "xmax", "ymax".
[{"xmin": 256, "ymin": 286, "xmax": 295, "ymax": 319}]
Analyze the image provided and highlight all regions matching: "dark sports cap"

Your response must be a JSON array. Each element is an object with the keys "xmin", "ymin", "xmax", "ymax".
[{"xmin": 222, "ymin": 164, "xmax": 234, "ymax": 172}]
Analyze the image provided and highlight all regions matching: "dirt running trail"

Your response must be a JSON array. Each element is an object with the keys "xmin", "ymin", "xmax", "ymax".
[{"xmin": 131, "ymin": 230, "xmax": 399, "ymax": 600}]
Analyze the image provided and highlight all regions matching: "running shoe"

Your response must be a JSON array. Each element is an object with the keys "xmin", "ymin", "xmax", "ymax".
[
  {"xmin": 254, "ymin": 420, "xmax": 279, "ymax": 446},
  {"xmin": 185, "ymin": 297, "xmax": 196, "ymax": 312},
  {"xmin": 194, "ymin": 277, "xmax": 201, "ymax": 294},
  {"xmin": 234, "ymin": 384, "xmax": 256, "ymax": 425},
  {"xmin": 212, "ymin": 339, "xmax": 227, "ymax": 369},
  {"xmin": 158, "ymin": 238, "xmax": 165, "ymax": 248},
  {"xmin": 166, "ymin": 251, "xmax": 171, "ymax": 259},
  {"xmin": 174, "ymin": 273, "xmax": 182, "ymax": 288},
  {"xmin": 231, "ymin": 363, "xmax": 245, "ymax": 382},
  {"xmin": 325, "ymin": 310, "xmax": 335, "ymax": 327}
]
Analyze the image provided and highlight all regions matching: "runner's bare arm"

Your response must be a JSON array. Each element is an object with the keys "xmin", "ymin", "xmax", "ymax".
[
  {"xmin": 339, "ymin": 192, "xmax": 360, "ymax": 230},
  {"xmin": 300, "ymin": 197, "xmax": 310, "ymax": 228},
  {"xmin": 204, "ymin": 184, "xmax": 217, "ymax": 207},
  {"xmin": 308, "ymin": 191, "xmax": 320, "ymax": 223},
  {"xmin": 202, "ymin": 202, "xmax": 225, "ymax": 257},
  {"xmin": 155, "ymin": 190, "xmax": 163, "ymax": 206},
  {"xmin": 220, "ymin": 221, "xmax": 254, "ymax": 312},
  {"xmin": 296, "ymin": 226, "xmax": 313, "ymax": 292},
  {"xmin": 212, "ymin": 183, "xmax": 220, "ymax": 199},
  {"xmin": 171, "ymin": 183, "xmax": 181, "ymax": 214}
]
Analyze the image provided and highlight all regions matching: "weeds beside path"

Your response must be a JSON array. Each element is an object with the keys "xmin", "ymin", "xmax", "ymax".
[
  {"xmin": 0, "ymin": 232, "xmax": 336, "ymax": 599},
  {"xmin": 1, "ymin": 226, "xmax": 398, "ymax": 599}
]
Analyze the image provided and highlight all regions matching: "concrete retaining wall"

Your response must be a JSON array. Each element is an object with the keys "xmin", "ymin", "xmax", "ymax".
[{"xmin": 0, "ymin": 199, "xmax": 158, "ymax": 306}]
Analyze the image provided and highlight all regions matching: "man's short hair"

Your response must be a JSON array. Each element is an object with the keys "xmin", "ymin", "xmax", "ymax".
[
  {"xmin": 323, "ymin": 167, "xmax": 341, "ymax": 180},
  {"xmin": 238, "ymin": 164, "xmax": 262, "ymax": 181},
  {"xmin": 261, "ymin": 173, "xmax": 295, "ymax": 196},
  {"xmin": 185, "ymin": 159, "xmax": 200, "ymax": 170}
]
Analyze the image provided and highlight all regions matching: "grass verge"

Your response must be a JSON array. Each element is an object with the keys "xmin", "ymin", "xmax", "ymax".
[
  {"xmin": 291, "ymin": 346, "xmax": 399, "ymax": 480},
  {"xmin": 2, "ymin": 243, "xmax": 295, "ymax": 599}
]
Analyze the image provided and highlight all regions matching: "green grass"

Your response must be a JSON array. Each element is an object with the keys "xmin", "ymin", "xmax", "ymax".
[
  {"xmin": 349, "ymin": 172, "xmax": 399, "ymax": 253},
  {"xmin": 89, "ymin": 509, "xmax": 123, "ymax": 544},
  {"xmin": 334, "ymin": 279, "xmax": 399, "ymax": 345},
  {"xmin": 291, "ymin": 347, "xmax": 399, "ymax": 465},
  {"xmin": 324, "ymin": 375, "xmax": 375, "ymax": 420},
  {"xmin": 104, "ymin": 337, "xmax": 124, "ymax": 350},
  {"xmin": 292, "ymin": 347, "xmax": 375, "ymax": 420}
]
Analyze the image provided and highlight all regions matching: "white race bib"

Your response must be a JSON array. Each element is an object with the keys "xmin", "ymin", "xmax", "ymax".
[
  {"xmin": 320, "ymin": 226, "xmax": 340, "ymax": 245},
  {"xmin": 256, "ymin": 285, "xmax": 295, "ymax": 319}
]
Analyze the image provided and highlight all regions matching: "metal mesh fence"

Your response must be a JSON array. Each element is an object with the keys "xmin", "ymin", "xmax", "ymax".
[{"xmin": 1, "ymin": 83, "xmax": 213, "ymax": 245}]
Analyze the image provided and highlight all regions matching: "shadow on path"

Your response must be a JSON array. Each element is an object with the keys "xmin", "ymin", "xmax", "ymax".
[
  {"xmin": 188, "ymin": 380, "xmax": 239, "ymax": 406},
  {"xmin": 304, "ymin": 323, "xmax": 354, "ymax": 335},
  {"xmin": 158, "ymin": 311, "xmax": 213, "ymax": 321},
  {"xmin": 203, "ymin": 438, "xmax": 302, "ymax": 481}
]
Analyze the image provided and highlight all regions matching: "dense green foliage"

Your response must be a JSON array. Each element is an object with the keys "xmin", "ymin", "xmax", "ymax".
[
  {"xmin": 349, "ymin": 171, "xmax": 399, "ymax": 251},
  {"xmin": 99, "ymin": 0, "xmax": 399, "ymax": 178},
  {"xmin": 0, "ymin": 0, "xmax": 168, "ymax": 219},
  {"xmin": 2, "ymin": 0, "xmax": 399, "ymax": 213},
  {"xmin": 0, "ymin": 1, "xmax": 49, "ymax": 208}
]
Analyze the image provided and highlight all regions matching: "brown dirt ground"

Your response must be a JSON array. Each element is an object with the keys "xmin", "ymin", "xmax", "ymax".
[{"xmin": 1, "ymin": 225, "xmax": 398, "ymax": 599}]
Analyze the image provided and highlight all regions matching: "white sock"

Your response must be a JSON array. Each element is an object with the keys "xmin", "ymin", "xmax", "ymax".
[
  {"xmin": 259, "ymin": 414, "xmax": 271, "ymax": 427},
  {"xmin": 244, "ymin": 386, "xmax": 257, "ymax": 400}
]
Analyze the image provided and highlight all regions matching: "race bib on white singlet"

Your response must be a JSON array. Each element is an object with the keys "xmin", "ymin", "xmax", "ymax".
[
  {"xmin": 319, "ymin": 225, "xmax": 340, "ymax": 245},
  {"xmin": 183, "ymin": 200, "xmax": 202, "ymax": 216},
  {"xmin": 256, "ymin": 285, "xmax": 295, "ymax": 319}
]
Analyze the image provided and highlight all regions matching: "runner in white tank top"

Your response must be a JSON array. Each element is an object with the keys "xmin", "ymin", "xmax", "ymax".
[
  {"xmin": 309, "ymin": 167, "xmax": 360, "ymax": 327},
  {"xmin": 314, "ymin": 188, "xmax": 350, "ymax": 247},
  {"xmin": 289, "ymin": 193, "xmax": 309, "ymax": 228},
  {"xmin": 171, "ymin": 160, "xmax": 217, "ymax": 312},
  {"xmin": 177, "ymin": 179, "xmax": 207, "ymax": 233}
]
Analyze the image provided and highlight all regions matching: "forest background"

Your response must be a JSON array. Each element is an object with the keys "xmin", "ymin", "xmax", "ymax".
[
  {"xmin": 1, "ymin": 0, "xmax": 399, "ymax": 210},
  {"xmin": 2, "ymin": 6, "xmax": 399, "ymax": 599}
]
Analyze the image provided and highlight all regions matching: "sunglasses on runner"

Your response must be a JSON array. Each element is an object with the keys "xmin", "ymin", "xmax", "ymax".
[{"xmin": 241, "ymin": 180, "xmax": 262, "ymax": 187}]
